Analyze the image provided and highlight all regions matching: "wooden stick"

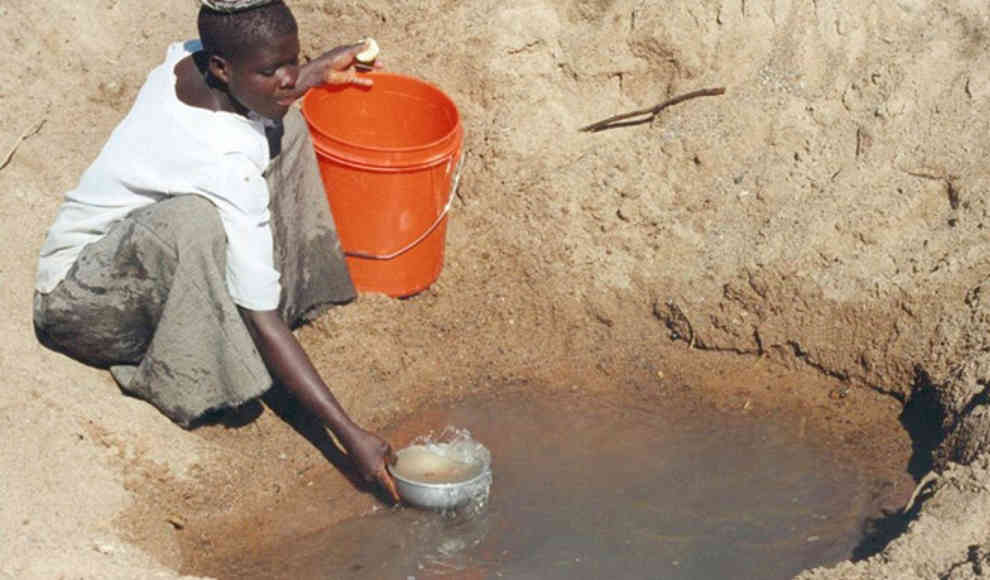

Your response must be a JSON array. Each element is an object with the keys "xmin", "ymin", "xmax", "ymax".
[
  {"xmin": 0, "ymin": 118, "xmax": 46, "ymax": 172},
  {"xmin": 579, "ymin": 87, "xmax": 726, "ymax": 133}
]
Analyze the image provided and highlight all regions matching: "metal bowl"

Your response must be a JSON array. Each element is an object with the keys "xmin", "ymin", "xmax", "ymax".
[
  {"xmin": 388, "ymin": 447, "xmax": 492, "ymax": 511},
  {"xmin": 390, "ymin": 464, "xmax": 492, "ymax": 510}
]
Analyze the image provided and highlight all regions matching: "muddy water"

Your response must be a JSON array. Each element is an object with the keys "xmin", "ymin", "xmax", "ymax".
[{"xmin": 217, "ymin": 389, "xmax": 894, "ymax": 580}]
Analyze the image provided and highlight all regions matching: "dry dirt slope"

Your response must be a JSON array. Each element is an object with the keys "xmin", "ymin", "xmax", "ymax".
[{"xmin": 1, "ymin": 0, "xmax": 990, "ymax": 578}]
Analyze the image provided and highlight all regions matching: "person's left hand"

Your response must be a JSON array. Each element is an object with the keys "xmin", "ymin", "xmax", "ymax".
[{"xmin": 299, "ymin": 40, "xmax": 381, "ymax": 91}]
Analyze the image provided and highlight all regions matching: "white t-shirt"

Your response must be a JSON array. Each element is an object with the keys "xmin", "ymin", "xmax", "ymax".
[{"xmin": 36, "ymin": 40, "xmax": 282, "ymax": 311}]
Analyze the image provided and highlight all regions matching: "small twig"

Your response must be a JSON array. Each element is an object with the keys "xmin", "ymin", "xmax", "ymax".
[
  {"xmin": 0, "ymin": 118, "xmax": 47, "ymax": 172},
  {"xmin": 579, "ymin": 87, "xmax": 726, "ymax": 133}
]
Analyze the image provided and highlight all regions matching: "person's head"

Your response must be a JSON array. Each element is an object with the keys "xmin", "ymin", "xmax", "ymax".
[{"xmin": 198, "ymin": 1, "xmax": 300, "ymax": 119}]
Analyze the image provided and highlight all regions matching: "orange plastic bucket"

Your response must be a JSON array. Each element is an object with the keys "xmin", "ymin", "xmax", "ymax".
[{"xmin": 301, "ymin": 72, "xmax": 463, "ymax": 298}]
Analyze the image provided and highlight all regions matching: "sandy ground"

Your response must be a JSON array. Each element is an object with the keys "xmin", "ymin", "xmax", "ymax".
[{"xmin": 3, "ymin": 0, "xmax": 990, "ymax": 578}]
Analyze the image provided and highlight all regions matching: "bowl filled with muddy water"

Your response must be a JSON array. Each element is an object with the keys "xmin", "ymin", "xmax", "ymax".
[{"xmin": 389, "ymin": 429, "xmax": 492, "ymax": 510}]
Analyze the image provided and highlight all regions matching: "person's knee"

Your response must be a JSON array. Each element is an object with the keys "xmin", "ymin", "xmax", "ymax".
[
  {"xmin": 32, "ymin": 292, "xmax": 54, "ymax": 349},
  {"xmin": 134, "ymin": 196, "xmax": 226, "ymax": 257}
]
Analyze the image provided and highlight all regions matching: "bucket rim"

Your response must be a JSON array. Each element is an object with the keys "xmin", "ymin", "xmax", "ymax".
[
  {"xmin": 310, "ymin": 125, "xmax": 463, "ymax": 171},
  {"xmin": 301, "ymin": 71, "xmax": 462, "ymax": 156}
]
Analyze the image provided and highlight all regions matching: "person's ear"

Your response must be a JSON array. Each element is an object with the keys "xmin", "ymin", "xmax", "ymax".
[{"xmin": 208, "ymin": 54, "xmax": 232, "ymax": 85}]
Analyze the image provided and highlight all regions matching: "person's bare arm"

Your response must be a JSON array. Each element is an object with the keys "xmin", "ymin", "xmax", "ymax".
[{"xmin": 239, "ymin": 307, "xmax": 399, "ymax": 502}]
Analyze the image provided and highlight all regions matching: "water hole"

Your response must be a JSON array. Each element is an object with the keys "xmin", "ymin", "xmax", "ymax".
[{"xmin": 211, "ymin": 387, "xmax": 907, "ymax": 580}]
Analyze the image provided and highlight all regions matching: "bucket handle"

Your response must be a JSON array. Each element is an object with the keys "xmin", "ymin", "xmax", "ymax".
[{"xmin": 344, "ymin": 151, "xmax": 466, "ymax": 261}]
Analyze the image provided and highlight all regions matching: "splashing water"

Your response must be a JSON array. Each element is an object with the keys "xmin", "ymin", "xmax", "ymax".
[
  {"xmin": 392, "ymin": 426, "xmax": 494, "ymax": 513},
  {"xmin": 408, "ymin": 426, "xmax": 492, "ymax": 467}
]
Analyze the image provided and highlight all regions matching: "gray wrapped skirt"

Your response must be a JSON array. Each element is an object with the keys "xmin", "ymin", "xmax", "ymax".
[{"xmin": 33, "ymin": 109, "xmax": 356, "ymax": 426}]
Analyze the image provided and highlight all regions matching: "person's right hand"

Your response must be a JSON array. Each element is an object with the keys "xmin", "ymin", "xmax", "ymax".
[
  {"xmin": 340, "ymin": 425, "xmax": 400, "ymax": 503},
  {"xmin": 238, "ymin": 308, "xmax": 399, "ymax": 502}
]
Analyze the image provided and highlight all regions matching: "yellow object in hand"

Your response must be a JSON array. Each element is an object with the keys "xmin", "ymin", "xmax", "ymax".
[{"xmin": 356, "ymin": 37, "xmax": 380, "ymax": 64}]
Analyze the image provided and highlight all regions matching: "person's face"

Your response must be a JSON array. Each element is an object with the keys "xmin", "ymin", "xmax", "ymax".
[{"xmin": 215, "ymin": 32, "xmax": 301, "ymax": 120}]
